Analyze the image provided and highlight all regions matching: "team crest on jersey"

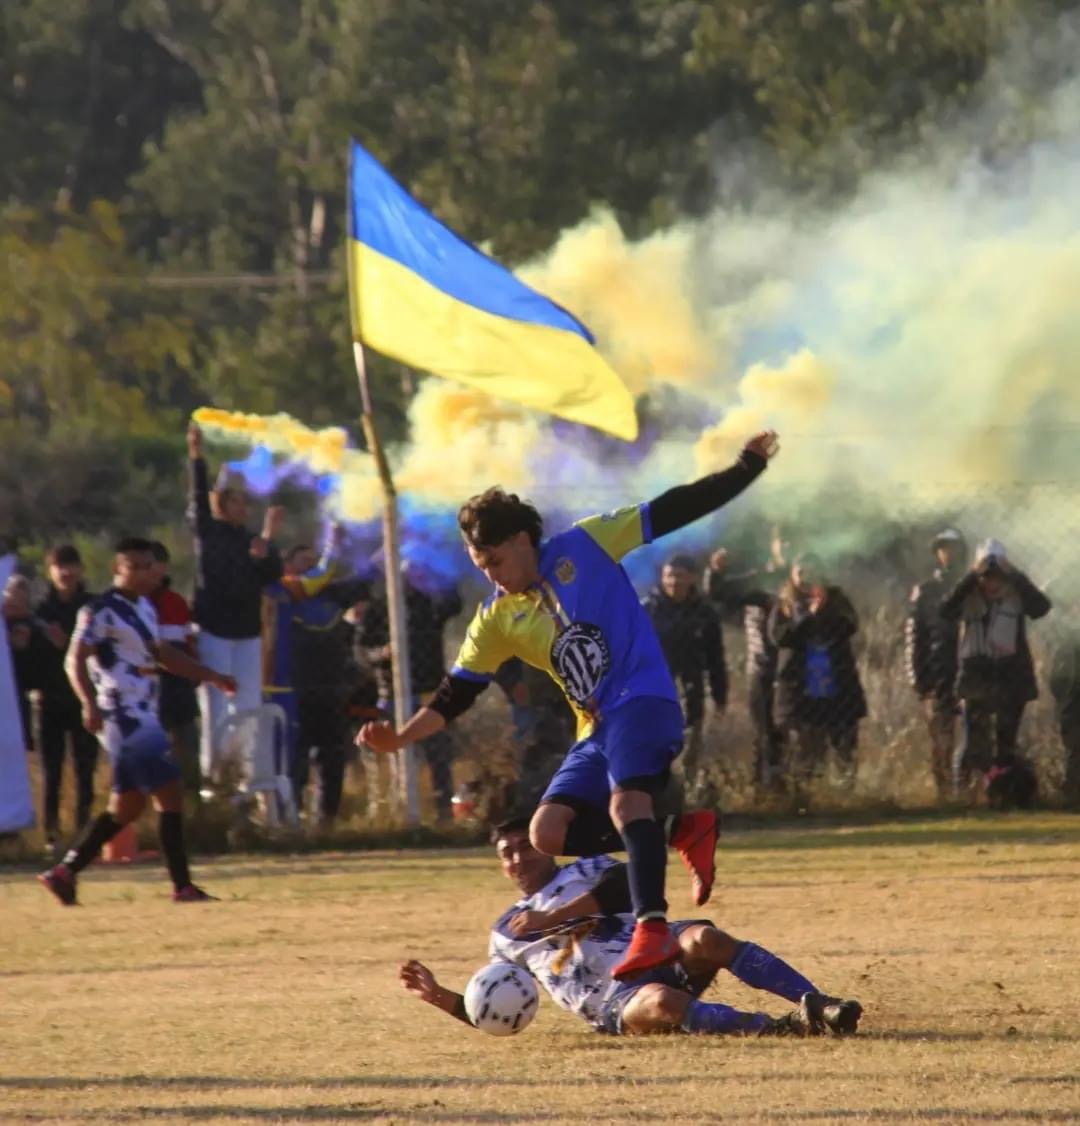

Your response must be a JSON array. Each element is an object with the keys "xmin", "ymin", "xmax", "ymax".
[
  {"xmin": 555, "ymin": 557, "xmax": 576, "ymax": 585},
  {"xmin": 551, "ymin": 622, "xmax": 610, "ymax": 706}
]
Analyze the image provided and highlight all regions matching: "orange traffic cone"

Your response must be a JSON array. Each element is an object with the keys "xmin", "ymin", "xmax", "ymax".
[{"xmin": 101, "ymin": 823, "xmax": 138, "ymax": 863}]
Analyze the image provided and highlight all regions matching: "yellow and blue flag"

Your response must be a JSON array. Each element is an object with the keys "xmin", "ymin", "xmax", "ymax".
[{"xmin": 347, "ymin": 139, "xmax": 638, "ymax": 441}]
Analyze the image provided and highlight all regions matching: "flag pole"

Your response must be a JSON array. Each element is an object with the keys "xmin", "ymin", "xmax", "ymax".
[{"xmin": 352, "ymin": 339, "xmax": 419, "ymax": 825}]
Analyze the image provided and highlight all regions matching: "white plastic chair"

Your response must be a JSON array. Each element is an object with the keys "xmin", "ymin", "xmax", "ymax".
[{"xmin": 215, "ymin": 704, "xmax": 297, "ymax": 827}]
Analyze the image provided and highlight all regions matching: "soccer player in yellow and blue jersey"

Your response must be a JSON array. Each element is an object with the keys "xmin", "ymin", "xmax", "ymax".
[{"xmin": 359, "ymin": 430, "xmax": 778, "ymax": 979}]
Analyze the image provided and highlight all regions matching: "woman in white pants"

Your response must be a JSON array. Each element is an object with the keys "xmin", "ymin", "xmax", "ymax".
[{"xmin": 187, "ymin": 424, "xmax": 284, "ymax": 781}]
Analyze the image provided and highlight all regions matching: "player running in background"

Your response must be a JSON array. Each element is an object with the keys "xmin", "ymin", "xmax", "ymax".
[
  {"xmin": 39, "ymin": 537, "xmax": 237, "ymax": 906},
  {"xmin": 400, "ymin": 817, "xmax": 862, "ymax": 1037},
  {"xmin": 361, "ymin": 431, "xmax": 779, "ymax": 979}
]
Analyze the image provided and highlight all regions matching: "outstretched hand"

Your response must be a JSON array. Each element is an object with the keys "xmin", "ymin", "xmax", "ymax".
[
  {"xmin": 743, "ymin": 430, "xmax": 780, "ymax": 461},
  {"xmin": 357, "ymin": 720, "xmax": 401, "ymax": 754},
  {"xmin": 400, "ymin": 959, "xmax": 438, "ymax": 1003},
  {"xmin": 186, "ymin": 423, "xmax": 203, "ymax": 459}
]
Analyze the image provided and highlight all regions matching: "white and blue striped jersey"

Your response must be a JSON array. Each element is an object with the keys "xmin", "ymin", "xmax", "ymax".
[
  {"xmin": 488, "ymin": 856, "xmax": 635, "ymax": 1029},
  {"xmin": 71, "ymin": 589, "xmax": 161, "ymax": 737}
]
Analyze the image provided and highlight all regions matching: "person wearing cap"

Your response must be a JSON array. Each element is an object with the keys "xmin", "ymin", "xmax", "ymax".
[
  {"xmin": 642, "ymin": 554, "xmax": 728, "ymax": 803},
  {"xmin": 940, "ymin": 539, "xmax": 1051, "ymax": 799},
  {"xmin": 904, "ymin": 529, "xmax": 967, "ymax": 800},
  {"xmin": 769, "ymin": 554, "xmax": 866, "ymax": 799}
]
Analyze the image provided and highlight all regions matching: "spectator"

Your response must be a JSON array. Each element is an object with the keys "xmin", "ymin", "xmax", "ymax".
[
  {"xmin": 186, "ymin": 423, "xmax": 284, "ymax": 783},
  {"xmin": 1049, "ymin": 620, "xmax": 1080, "ymax": 810},
  {"xmin": 148, "ymin": 542, "xmax": 201, "ymax": 798},
  {"xmin": 33, "ymin": 545, "xmax": 98, "ymax": 853},
  {"xmin": 904, "ymin": 529, "xmax": 967, "ymax": 800},
  {"xmin": 262, "ymin": 532, "xmax": 341, "ymax": 787},
  {"xmin": 707, "ymin": 522, "xmax": 788, "ymax": 788},
  {"xmin": 706, "ymin": 529, "xmax": 790, "ymax": 791},
  {"xmin": 642, "ymin": 554, "xmax": 727, "ymax": 802},
  {"xmin": 288, "ymin": 543, "xmax": 370, "ymax": 825},
  {"xmin": 940, "ymin": 539, "xmax": 1051, "ymax": 800},
  {"xmin": 358, "ymin": 562, "xmax": 462, "ymax": 821},
  {"xmin": 769, "ymin": 554, "xmax": 866, "ymax": 795},
  {"xmin": 4, "ymin": 573, "xmax": 50, "ymax": 751}
]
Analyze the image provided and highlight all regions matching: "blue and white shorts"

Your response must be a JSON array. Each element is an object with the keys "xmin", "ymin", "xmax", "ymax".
[{"xmin": 102, "ymin": 720, "xmax": 182, "ymax": 794}]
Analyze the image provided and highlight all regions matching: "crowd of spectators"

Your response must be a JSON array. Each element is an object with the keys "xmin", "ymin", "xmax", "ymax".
[{"xmin": 4, "ymin": 440, "xmax": 1079, "ymax": 846}]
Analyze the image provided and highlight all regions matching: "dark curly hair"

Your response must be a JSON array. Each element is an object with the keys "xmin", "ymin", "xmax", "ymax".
[{"xmin": 458, "ymin": 487, "xmax": 543, "ymax": 551}]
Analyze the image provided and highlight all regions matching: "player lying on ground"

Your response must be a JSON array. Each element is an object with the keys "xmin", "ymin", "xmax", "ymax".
[
  {"xmin": 401, "ymin": 818, "xmax": 862, "ymax": 1037},
  {"xmin": 39, "ymin": 537, "xmax": 237, "ymax": 906},
  {"xmin": 363, "ymin": 431, "xmax": 780, "ymax": 980}
]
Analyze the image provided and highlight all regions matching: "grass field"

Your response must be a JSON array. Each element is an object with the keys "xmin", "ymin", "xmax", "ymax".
[{"xmin": 3, "ymin": 814, "xmax": 1080, "ymax": 1125}]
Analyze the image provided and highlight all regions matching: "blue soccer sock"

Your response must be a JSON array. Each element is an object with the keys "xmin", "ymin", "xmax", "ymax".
[
  {"xmin": 620, "ymin": 817, "xmax": 668, "ymax": 919},
  {"xmin": 681, "ymin": 998, "xmax": 769, "ymax": 1036},
  {"xmin": 729, "ymin": 941, "xmax": 818, "ymax": 1003}
]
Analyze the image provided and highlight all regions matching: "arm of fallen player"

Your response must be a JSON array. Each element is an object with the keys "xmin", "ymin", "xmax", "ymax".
[
  {"xmin": 399, "ymin": 959, "xmax": 473, "ymax": 1026},
  {"xmin": 508, "ymin": 864, "xmax": 632, "ymax": 935}
]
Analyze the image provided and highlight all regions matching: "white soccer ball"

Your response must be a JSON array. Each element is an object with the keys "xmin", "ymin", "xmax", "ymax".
[{"xmin": 463, "ymin": 963, "xmax": 539, "ymax": 1036}]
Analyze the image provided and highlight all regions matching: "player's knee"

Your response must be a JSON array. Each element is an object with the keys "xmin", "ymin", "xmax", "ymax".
[
  {"xmin": 529, "ymin": 806, "xmax": 570, "ymax": 856},
  {"xmin": 683, "ymin": 925, "xmax": 739, "ymax": 968},
  {"xmin": 626, "ymin": 985, "xmax": 688, "ymax": 1033}
]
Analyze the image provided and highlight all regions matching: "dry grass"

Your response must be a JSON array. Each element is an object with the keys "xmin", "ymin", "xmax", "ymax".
[{"xmin": 2, "ymin": 814, "xmax": 1080, "ymax": 1125}]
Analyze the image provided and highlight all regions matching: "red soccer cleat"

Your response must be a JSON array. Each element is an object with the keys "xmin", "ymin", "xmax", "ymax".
[
  {"xmin": 172, "ymin": 884, "xmax": 218, "ymax": 903},
  {"xmin": 611, "ymin": 919, "xmax": 680, "ymax": 981},
  {"xmin": 670, "ymin": 810, "xmax": 720, "ymax": 907},
  {"xmin": 38, "ymin": 864, "xmax": 78, "ymax": 907}
]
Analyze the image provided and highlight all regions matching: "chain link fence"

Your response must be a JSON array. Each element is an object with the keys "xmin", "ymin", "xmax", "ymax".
[{"xmin": 7, "ymin": 482, "xmax": 1079, "ymax": 846}]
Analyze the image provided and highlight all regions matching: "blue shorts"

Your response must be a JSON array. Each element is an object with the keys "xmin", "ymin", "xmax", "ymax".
[
  {"xmin": 541, "ymin": 695, "xmax": 684, "ymax": 810},
  {"xmin": 595, "ymin": 919, "xmax": 717, "ymax": 1034},
  {"xmin": 104, "ymin": 723, "xmax": 182, "ymax": 794}
]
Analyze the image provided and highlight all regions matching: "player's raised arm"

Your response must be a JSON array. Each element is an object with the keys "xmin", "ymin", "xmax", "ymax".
[
  {"xmin": 400, "ymin": 960, "xmax": 474, "ymax": 1026},
  {"xmin": 647, "ymin": 431, "xmax": 779, "ymax": 540}
]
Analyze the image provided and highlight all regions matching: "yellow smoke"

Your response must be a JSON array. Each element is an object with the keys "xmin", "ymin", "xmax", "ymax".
[
  {"xmin": 519, "ymin": 211, "xmax": 716, "ymax": 393},
  {"xmin": 694, "ymin": 349, "xmax": 834, "ymax": 472},
  {"xmin": 192, "ymin": 387, "xmax": 540, "ymax": 524},
  {"xmin": 193, "ymin": 407, "xmax": 350, "ymax": 476}
]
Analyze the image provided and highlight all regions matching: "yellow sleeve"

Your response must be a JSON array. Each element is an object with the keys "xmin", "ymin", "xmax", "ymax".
[
  {"xmin": 574, "ymin": 504, "xmax": 648, "ymax": 562},
  {"xmin": 281, "ymin": 560, "xmax": 336, "ymax": 602},
  {"xmin": 451, "ymin": 598, "xmax": 511, "ymax": 681}
]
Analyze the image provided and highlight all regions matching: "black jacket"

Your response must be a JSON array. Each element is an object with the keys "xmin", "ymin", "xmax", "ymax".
[
  {"xmin": 358, "ymin": 584, "xmax": 463, "ymax": 699},
  {"xmin": 188, "ymin": 457, "xmax": 282, "ymax": 639},
  {"xmin": 34, "ymin": 584, "xmax": 94, "ymax": 707},
  {"xmin": 940, "ymin": 569, "xmax": 1050, "ymax": 705},
  {"xmin": 641, "ymin": 588, "xmax": 727, "ymax": 725},
  {"xmin": 904, "ymin": 566, "xmax": 962, "ymax": 699},
  {"xmin": 290, "ymin": 578, "xmax": 372, "ymax": 693},
  {"xmin": 769, "ymin": 586, "xmax": 867, "ymax": 728}
]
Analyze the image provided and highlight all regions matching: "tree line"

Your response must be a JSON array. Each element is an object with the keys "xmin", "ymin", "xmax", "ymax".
[{"xmin": 2, "ymin": 0, "xmax": 1072, "ymax": 550}]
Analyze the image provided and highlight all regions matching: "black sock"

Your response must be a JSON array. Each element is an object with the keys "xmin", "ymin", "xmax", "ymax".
[
  {"xmin": 62, "ymin": 812, "xmax": 123, "ymax": 875},
  {"xmin": 562, "ymin": 807, "xmax": 624, "ymax": 857},
  {"xmin": 620, "ymin": 817, "xmax": 668, "ymax": 920},
  {"xmin": 158, "ymin": 811, "xmax": 191, "ymax": 892}
]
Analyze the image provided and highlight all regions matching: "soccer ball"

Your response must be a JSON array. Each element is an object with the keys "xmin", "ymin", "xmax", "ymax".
[{"xmin": 463, "ymin": 963, "xmax": 539, "ymax": 1036}]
